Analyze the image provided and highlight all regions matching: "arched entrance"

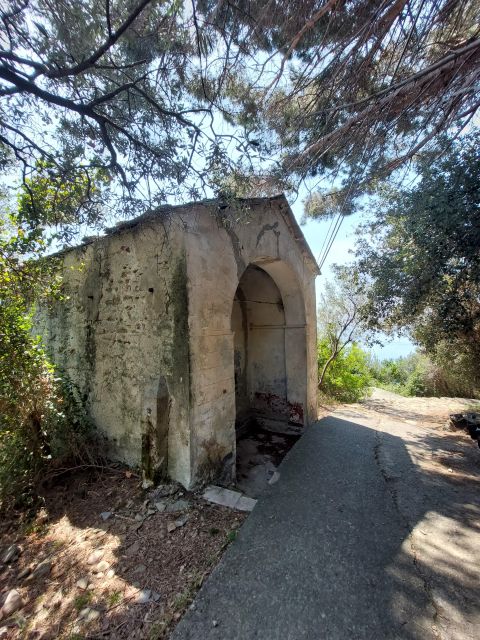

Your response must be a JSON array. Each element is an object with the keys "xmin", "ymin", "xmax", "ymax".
[
  {"xmin": 229, "ymin": 262, "xmax": 308, "ymax": 494},
  {"xmin": 231, "ymin": 262, "xmax": 308, "ymax": 493},
  {"xmin": 231, "ymin": 264, "xmax": 288, "ymax": 431}
]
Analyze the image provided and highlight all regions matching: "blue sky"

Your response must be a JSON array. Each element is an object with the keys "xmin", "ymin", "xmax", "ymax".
[{"xmin": 289, "ymin": 197, "xmax": 415, "ymax": 361}]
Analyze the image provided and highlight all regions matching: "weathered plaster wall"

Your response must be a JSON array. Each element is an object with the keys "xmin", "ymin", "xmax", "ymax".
[
  {"xmin": 36, "ymin": 195, "xmax": 318, "ymax": 489},
  {"xmin": 184, "ymin": 196, "xmax": 318, "ymax": 484},
  {"xmin": 35, "ymin": 214, "xmax": 193, "ymax": 487}
]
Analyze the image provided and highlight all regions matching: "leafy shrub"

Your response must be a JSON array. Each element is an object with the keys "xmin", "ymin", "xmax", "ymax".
[
  {"xmin": 369, "ymin": 349, "xmax": 480, "ymax": 399},
  {"xmin": 0, "ymin": 205, "xmax": 97, "ymax": 514},
  {"xmin": 318, "ymin": 338, "xmax": 372, "ymax": 402},
  {"xmin": 0, "ymin": 300, "xmax": 96, "ymax": 513},
  {"xmin": 369, "ymin": 354, "xmax": 419, "ymax": 395}
]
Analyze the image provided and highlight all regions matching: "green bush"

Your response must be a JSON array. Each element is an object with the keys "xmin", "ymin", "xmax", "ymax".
[
  {"xmin": 0, "ymin": 300, "xmax": 96, "ymax": 513},
  {"xmin": 0, "ymin": 209, "xmax": 97, "ymax": 514},
  {"xmin": 369, "ymin": 350, "xmax": 480, "ymax": 399},
  {"xmin": 318, "ymin": 339, "xmax": 372, "ymax": 402}
]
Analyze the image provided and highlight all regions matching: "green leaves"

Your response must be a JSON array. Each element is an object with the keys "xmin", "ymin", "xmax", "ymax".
[
  {"xmin": 0, "ymin": 173, "xmax": 96, "ymax": 513},
  {"xmin": 354, "ymin": 131, "xmax": 480, "ymax": 390},
  {"xmin": 317, "ymin": 339, "xmax": 371, "ymax": 403},
  {"xmin": 17, "ymin": 160, "xmax": 110, "ymax": 240}
]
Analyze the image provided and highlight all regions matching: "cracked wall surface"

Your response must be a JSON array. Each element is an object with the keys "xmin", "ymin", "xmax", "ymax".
[{"xmin": 35, "ymin": 195, "xmax": 319, "ymax": 488}]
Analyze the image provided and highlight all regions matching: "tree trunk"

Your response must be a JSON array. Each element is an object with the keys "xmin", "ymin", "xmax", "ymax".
[{"xmin": 318, "ymin": 351, "xmax": 338, "ymax": 389}]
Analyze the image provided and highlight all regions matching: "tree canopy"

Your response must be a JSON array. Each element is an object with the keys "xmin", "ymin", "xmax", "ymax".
[
  {"xmin": 0, "ymin": 0, "xmax": 257, "ymax": 220},
  {"xmin": 203, "ymin": 0, "xmax": 480, "ymax": 213},
  {"xmin": 1, "ymin": 0, "xmax": 479, "ymax": 225},
  {"xmin": 354, "ymin": 130, "xmax": 480, "ymax": 362}
]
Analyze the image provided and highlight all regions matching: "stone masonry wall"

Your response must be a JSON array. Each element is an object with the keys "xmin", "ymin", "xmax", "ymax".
[
  {"xmin": 35, "ymin": 196, "xmax": 318, "ymax": 489},
  {"xmin": 35, "ymin": 214, "xmax": 193, "ymax": 487}
]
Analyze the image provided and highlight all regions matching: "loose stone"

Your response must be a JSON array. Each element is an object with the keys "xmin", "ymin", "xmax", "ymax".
[
  {"xmin": 1, "ymin": 589, "xmax": 25, "ymax": 617},
  {"xmin": 1, "ymin": 545, "xmax": 21, "ymax": 564},
  {"xmin": 87, "ymin": 550, "xmax": 104, "ymax": 565}
]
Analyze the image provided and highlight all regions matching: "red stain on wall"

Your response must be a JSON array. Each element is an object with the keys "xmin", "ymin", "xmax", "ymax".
[{"xmin": 254, "ymin": 392, "xmax": 304, "ymax": 425}]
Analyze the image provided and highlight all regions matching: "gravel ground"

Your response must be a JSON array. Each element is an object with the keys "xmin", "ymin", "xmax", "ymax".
[{"xmin": 0, "ymin": 469, "xmax": 246, "ymax": 639}]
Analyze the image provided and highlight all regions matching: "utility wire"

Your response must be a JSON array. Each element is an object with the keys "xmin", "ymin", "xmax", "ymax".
[{"xmin": 318, "ymin": 212, "xmax": 344, "ymax": 272}]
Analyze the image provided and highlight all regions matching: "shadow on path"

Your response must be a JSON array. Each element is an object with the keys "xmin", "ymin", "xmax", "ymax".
[{"xmin": 171, "ymin": 415, "xmax": 480, "ymax": 640}]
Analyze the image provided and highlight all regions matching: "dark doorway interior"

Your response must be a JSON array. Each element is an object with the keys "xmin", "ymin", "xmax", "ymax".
[{"xmin": 231, "ymin": 264, "xmax": 301, "ymax": 496}]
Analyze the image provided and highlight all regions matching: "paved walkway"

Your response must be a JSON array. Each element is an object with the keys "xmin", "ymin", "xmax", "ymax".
[{"xmin": 172, "ymin": 403, "xmax": 480, "ymax": 640}]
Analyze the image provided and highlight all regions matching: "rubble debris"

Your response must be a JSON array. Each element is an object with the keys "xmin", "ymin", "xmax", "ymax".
[{"xmin": 450, "ymin": 412, "xmax": 480, "ymax": 447}]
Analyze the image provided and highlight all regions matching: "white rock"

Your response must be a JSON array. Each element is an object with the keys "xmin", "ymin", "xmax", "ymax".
[
  {"xmin": 76, "ymin": 577, "xmax": 89, "ymax": 590},
  {"xmin": 1, "ymin": 589, "xmax": 24, "ymax": 617},
  {"xmin": 92, "ymin": 560, "xmax": 110, "ymax": 573},
  {"xmin": 135, "ymin": 589, "xmax": 151, "ymax": 604},
  {"xmin": 87, "ymin": 550, "xmax": 104, "ymax": 565},
  {"xmin": 79, "ymin": 607, "xmax": 100, "ymax": 622}
]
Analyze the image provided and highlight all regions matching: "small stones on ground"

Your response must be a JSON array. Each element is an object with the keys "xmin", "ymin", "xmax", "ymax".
[
  {"xmin": 135, "ymin": 513, "xmax": 144, "ymax": 522},
  {"xmin": 148, "ymin": 484, "xmax": 177, "ymax": 501},
  {"xmin": 100, "ymin": 511, "xmax": 112, "ymax": 521},
  {"xmin": 212, "ymin": 620, "xmax": 218, "ymax": 627},
  {"xmin": 1, "ymin": 544, "xmax": 21, "ymax": 564},
  {"xmin": 1, "ymin": 589, "xmax": 25, "ymax": 618},
  {"xmin": 28, "ymin": 559, "xmax": 52, "ymax": 581},
  {"xmin": 154, "ymin": 501, "xmax": 167, "ymax": 512},
  {"xmin": 92, "ymin": 560, "xmax": 110, "ymax": 573},
  {"xmin": 174, "ymin": 515, "xmax": 189, "ymax": 528},
  {"xmin": 87, "ymin": 549, "xmax": 104, "ymax": 565},
  {"xmin": 76, "ymin": 577, "xmax": 90, "ymax": 590},
  {"xmin": 135, "ymin": 589, "xmax": 152, "ymax": 604},
  {"xmin": 167, "ymin": 514, "xmax": 189, "ymax": 533},
  {"xmin": 79, "ymin": 607, "xmax": 100, "ymax": 622},
  {"xmin": 106, "ymin": 568, "xmax": 115, "ymax": 579},
  {"xmin": 151, "ymin": 591, "xmax": 161, "ymax": 603},
  {"xmin": 166, "ymin": 499, "xmax": 190, "ymax": 512}
]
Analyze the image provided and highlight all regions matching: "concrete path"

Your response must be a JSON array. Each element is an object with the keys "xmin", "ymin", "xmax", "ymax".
[{"xmin": 172, "ymin": 403, "xmax": 480, "ymax": 640}]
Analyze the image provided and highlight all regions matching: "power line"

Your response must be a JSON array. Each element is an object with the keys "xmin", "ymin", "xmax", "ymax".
[{"xmin": 317, "ymin": 210, "xmax": 345, "ymax": 271}]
